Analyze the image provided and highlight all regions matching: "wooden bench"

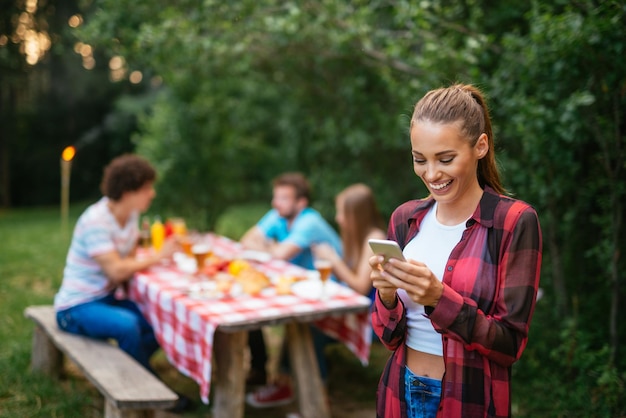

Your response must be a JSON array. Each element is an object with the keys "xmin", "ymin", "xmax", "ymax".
[{"xmin": 24, "ymin": 305, "xmax": 178, "ymax": 418}]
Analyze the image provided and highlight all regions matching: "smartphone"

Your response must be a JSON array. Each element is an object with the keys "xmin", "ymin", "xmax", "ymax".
[{"xmin": 368, "ymin": 239, "xmax": 406, "ymax": 263}]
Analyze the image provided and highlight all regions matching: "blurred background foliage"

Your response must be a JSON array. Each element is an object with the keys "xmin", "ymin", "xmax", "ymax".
[{"xmin": 1, "ymin": 0, "xmax": 625, "ymax": 415}]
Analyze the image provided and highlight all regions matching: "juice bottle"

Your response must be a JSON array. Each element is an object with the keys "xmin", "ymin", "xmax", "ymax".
[
  {"xmin": 164, "ymin": 219, "xmax": 174, "ymax": 238},
  {"xmin": 150, "ymin": 216, "xmax": 165, "ymax": 251}
]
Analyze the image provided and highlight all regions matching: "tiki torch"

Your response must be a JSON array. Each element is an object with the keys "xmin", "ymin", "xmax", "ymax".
[{"xmin": 61, "ymin": 146, "xmax": 76, "ymax": 229}]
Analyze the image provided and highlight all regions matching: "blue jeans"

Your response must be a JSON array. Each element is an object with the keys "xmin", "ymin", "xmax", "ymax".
[
  {"xmin": 404, "ymin": 366, "xmax": 442, "ymax": 418},
  {"xmin": 56, "ymin": 294, "xmax": 159, "ymax": 372}
]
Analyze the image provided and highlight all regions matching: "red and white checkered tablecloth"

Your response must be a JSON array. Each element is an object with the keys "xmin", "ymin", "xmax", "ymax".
[{"xmin": 129, "ymin": 234, "xmax": 372, "ymax": 404}]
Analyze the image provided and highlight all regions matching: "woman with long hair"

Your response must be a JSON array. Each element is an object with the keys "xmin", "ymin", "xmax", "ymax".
[
  {"xmin": 314, "ymin": 183, "xmax": 386, "ymax": 299},
  {"xmin": 369, "ymin": 84, "xmax": 542, "ymax": 418}
]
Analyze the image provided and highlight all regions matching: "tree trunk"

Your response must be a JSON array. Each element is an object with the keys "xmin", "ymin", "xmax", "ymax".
[
  {"xmin": 606, "ymin": 92, "xmax": 623, "ymax": 365},
  {"xmin": 608, "ymin": 197, "xmax": 621, "ymax": 365},
  {"xmin": 0, "ymin": 81, "xmax": 12, "ymax": 208},
  {"xmin": 546, "ymin": 203, "xmax": 568, "ymax": 316}
]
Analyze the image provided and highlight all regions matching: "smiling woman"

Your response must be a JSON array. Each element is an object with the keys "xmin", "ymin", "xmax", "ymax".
[{"xmin": 370, "ymin": 83, "xmax": 542, "ymax": 418}]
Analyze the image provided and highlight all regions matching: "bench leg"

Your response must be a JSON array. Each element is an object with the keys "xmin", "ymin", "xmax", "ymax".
[
  {"xmin": 104, "ymin": 400, "xmax": 154, "ymax": 418},
  {"xmin": 212, "ymin": 330, "xmax": 247, "ymax": 418},
  {"xmin": 31, "ymin": 325, "xmax": 63, "ymax": 377}
]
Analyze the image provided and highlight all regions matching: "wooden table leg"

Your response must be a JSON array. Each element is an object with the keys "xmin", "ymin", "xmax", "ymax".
[
  {"xmin": 212, "ymin": 330, "xmax": 247, "ymax": 418},
  {"xmin": 286, "ymin": 322, "xmax": 331, "ymax": 418}
]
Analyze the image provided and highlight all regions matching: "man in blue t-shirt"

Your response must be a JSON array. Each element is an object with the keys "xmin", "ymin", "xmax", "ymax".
[{"xmin": 240, "ymin": 172, "xmax": 342, "ymax": 408}]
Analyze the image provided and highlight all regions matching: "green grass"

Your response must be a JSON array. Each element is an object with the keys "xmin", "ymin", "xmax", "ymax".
[
  {"xmin": 0, "ymin": 204, "xmax": 387, "ymax": 417},
  {"xmin": 0, "ymin": 204, "xmax": 103, "ymax": 417}
]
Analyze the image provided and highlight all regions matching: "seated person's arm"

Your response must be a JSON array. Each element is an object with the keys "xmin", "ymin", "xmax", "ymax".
[
  {"xmin": 269, "ymin": 240, "xmax": 301, "ymax": 261},
  {"xmin": 240, "ymin": 226, "xmax": 268, "ymax": 251},
  {"xmin": 94, "ymin": 237, "xmax": 178, "ymax": 285},
  {"xmin": 240, "ymin": 226, "xmax": 302, "ymax": 261}
]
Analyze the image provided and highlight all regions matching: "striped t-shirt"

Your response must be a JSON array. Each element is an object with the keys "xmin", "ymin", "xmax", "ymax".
[{"xmin": 54, "ymin": 197, "xmax": 139, "ymax": 311}]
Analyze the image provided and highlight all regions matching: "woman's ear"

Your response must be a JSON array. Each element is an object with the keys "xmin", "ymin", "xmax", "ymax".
[{"xmin": 475, "ymin": 133, "xmax": 489, "ymax": 159}]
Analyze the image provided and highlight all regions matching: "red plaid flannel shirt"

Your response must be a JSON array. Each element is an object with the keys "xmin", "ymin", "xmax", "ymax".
[{"xmin": 372, "ymin": 187, "xmax": 542, "ymax": 418}]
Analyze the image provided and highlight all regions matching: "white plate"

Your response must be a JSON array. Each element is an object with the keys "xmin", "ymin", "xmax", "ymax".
[
  {"xmin": 173, "ymin": 252, "xmax": 198, "ymax": 274},
  {"xmin": 291, "ymin": 280, "xmax": 338, "ymax": 300},
  {"xmin": 186, "ymin": 281, "xmax": 243, "ymax": 299},
  {"xmin": 260, "ymin": 287, "xmax": 277, "ymax": 297},
  {"xmin": 240, "ymin": 250, "xmax": 272, "ymax": 263}
]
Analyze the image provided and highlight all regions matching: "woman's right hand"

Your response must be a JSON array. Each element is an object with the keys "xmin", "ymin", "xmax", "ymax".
[{"xmin": 369, "ymin": 254, "xmax": 398, "ymax": 307}]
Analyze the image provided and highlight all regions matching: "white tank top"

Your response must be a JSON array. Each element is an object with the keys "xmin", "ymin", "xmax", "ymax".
[{"xmin": 397, "ymin": 202, "xmax": 466, "ymax": 356}]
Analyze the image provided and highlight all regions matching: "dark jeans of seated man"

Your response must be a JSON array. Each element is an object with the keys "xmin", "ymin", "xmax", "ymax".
[
  {"xmin": 248, "ymin": 329, "xmax": 268, "ymax": 385},
  {"xmin": 56, "ymin": 293, "xmax": 159, "ymax": 371},
  {"xmin": 57, "ymin": 294, "xmax": 194, "ymax": 412}
]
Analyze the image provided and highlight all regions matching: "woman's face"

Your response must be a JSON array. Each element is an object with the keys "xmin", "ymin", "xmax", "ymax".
[{"xmin": 410, "ymin": 121, "xmax": 487, "ymax": 206}]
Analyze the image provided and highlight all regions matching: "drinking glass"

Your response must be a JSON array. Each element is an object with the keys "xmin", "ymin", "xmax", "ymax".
[
  {"xmin": 192, "ymin": 243, "xmax": 212, "ymax": 270},
  {"xmin": 180, "ymin": 236, "xmax": 194, "ymax": 257},
  {"xmin": 313, "ymin": 258, "xmax": 332, "ymax": 299},
  {"xmin": 170, "ymin": 218, "xmax": 187, "ymax": 236}
]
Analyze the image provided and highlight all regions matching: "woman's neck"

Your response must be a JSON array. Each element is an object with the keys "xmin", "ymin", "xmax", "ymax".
[{"xmin": 435, "ymin": 184, "xmax": 483, "ymax": 226}]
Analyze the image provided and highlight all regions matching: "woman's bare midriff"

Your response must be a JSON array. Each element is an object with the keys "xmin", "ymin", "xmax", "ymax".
[{"xmin": 406, "ymin": 347, "xmax": 445, "ymax": 380}]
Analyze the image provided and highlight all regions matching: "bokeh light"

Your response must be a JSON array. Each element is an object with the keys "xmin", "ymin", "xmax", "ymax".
[
  {"xmin": 73, "ymin": 41, "xmax": 96, "ymax": 70},
  {"xmin": 109, "ymin": 56, "xmax": 127, "ymax": 82},
  {"xmin": 10, "ymin": 2, "xmax": 51, "ymax": 66},
  {"xmin": 129, "ymin": 71, "xmax": 143, "ymax": 84},
  {"xmin": 68, "ymin": 14, "xmax": 83, "ymax": 28}
]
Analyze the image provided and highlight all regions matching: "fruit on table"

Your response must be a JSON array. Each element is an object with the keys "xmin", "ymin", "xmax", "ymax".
[
  {"xmin": 201, "ymin": 256, "xmax": 230, "ymax": 277},
  {"xmin": 228, "ymin": 259, "xmax": 251, "ymax": 276},
  {"xmin": 236, "ymin": 268, "xmax": 270, "ymax": 295},
  {"xmin": 276, "ymin": 276, "xmax": 297, "ymax": 295},
  {"xmin": 200, "ymin": 257, "xmax": 271, "ymax": 296}
]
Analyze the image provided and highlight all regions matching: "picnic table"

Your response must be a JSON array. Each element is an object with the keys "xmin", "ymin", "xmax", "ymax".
[{"xmin": 129, "ymin": 233, "xmax": 372, "ymax": 418}]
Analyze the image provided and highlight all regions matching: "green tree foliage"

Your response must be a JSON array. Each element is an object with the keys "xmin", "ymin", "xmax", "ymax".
[
  {"xmin": 76, "ymin": 0, "xmax": 510, "ymax": 227},
  {"xmin": 491, "ymin": 1, "xmax": 626, "ymax": 415}
]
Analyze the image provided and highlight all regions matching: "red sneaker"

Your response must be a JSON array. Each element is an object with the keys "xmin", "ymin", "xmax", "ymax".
[{"xmin": 245, "ymin": 383, "xmax": 294, "ymax": 408}]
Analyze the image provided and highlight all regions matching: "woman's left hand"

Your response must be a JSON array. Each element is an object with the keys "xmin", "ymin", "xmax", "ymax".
[{"xmin": 382, "ymin": 258, "xmax": 443, "ymax": 308}]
